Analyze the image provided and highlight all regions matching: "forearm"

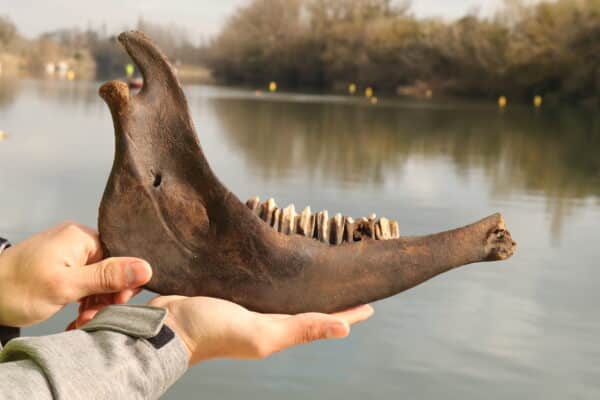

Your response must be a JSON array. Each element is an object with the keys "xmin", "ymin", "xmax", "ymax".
[
  {"xmin": 0, "ymin": 359, "xmax": 53, "ymax": 399},
  {"xmin": 0, "ymin": 305, "xmax": 188, "ymax": 399}
]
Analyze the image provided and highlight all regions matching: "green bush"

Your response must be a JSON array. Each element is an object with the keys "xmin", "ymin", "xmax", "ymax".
[{"xmin": 208, "ymin": 0, "xmax": 600, "ymax": 104}]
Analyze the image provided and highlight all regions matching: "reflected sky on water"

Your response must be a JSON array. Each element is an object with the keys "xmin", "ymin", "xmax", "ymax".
[{"xmin": 0, "ymin": 79, "xmax": 599, "ymax": 399}]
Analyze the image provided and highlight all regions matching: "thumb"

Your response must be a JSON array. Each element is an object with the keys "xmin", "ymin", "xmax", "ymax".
[
  {"xmin": 275, "ymin": 313, "xmax": 350, "ymax": 349},
  {"xmin": 74, "ymin": 257, "xmax": 152, "ymax": 299}
]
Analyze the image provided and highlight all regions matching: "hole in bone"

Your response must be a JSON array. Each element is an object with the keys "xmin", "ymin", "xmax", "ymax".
[{"xmin": 152, "ymin": 172, "xmax": 162, "ymax": 188}]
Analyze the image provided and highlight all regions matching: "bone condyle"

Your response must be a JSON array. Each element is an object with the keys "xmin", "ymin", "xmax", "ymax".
[{"xmin": 98, "ymin": 31, "xmax": 517, "ymax": 314}]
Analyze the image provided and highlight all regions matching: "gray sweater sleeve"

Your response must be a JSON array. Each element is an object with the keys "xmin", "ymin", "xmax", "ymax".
[{"xmin": 0, "ymin": 305, "xmax": 189, "ymax": 399}]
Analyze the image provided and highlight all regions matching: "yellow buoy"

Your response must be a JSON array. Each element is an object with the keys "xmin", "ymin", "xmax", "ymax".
[
  {"xmin": 534, "ymin": 95, "xmax": 542, "ymax": 107},
  {"xmin": 425, "ymin": 89, "xmax": 433, "ymax": 99},
  {"xmin": 348, "ymin": 83, "xmax": 357, "ymax": 95},
  {"xmin": 365, "ymin": 87, "xmax": 374, "ymax": 98},
  {"xmin": 66, "ymin": 70, "xmax": 75, "ymax": 81},
  {"xmin": 269, "ymin": 81, "xmax": 277, "ymax": 92},
  {"xmin": 0, "ymin": 130, "xmax": 6, "ymax": 141},
  {"xmin": 370, "ymin": 97, "xmax": 378, "ymax": 105},
  {"xmin": 498, "ymin": 96, "xmax": 507, "ymax": 108},
  {"xmin": 125, "ymin": 63, "xmax": 135, "ymax": 78}
]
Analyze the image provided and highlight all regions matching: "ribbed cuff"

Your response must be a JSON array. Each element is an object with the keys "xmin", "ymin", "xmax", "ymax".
[
  {"xmin": 81, "ymin": 305, "xmax": 168, "ymax": 338},
  {"xmin": 0, "ymin": 326, "xmax": 19, "ymax": 347},
  {"xmin": 0, "ymin": 237, "xmax": 10, "ymax": 253}
]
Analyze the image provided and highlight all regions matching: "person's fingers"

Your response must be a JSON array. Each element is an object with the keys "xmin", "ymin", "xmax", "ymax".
[
  {"xmin": 76, "ymin": 295, "xmax": 112, "ymax": 327},
  {"xmin": 114, "ymin": 288, "xmax": 143, "ymax": 305},
  {"xmin": 76, "ymin": 294, "xmax": 110, "ymax": 327},
  {"xmin": 54, "ymin": 222, "xmax": 104, "ymax": 265},
  {"xmin": 71, "ymin": 257, "xmax": 152, "ymax": 300},
  {"xmin": 76, "ymin": 310, "xmax": 96, "ymax": 328},
  {"xmin": 73, "ymin": 225, "xmax": 104, "ymax": 265},
  {"xmin": 148, "ymin": 295, "xmax": 188, "ymax": 308},
  {"xmin": 269, "ymin": 313, "xmax": 351, "ymax": 351},
  {"xmin": 264, "ymin": 313, "xmax": 292, "ymax": 320},
  {"xmin": 258, "ymin": 306, "xmax": 374, "ymax": 355},
  {"xmin": 265, "ymin": 305, "xmax": 374, "ymax": 324},
  {"xmin": 66, "ymin": 320, "xmax": 77, "ymax": 331},
  {"xmin": 331, "ymin": 304, "xmax": 374, "ymax": 325}
]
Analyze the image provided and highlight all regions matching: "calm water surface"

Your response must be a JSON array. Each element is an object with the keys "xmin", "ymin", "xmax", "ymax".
[{"xmin": 1, "ymin": 79, "xmax": 599, "ymax": 399}]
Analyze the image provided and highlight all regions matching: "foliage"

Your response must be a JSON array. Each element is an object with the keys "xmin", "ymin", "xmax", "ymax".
[
  {"xmin": 209, "ymin": 0, "xmax": 600, "ymax": 103},
  {"xmin": 2, "ymin": 0, "xmax": 600, "ymax": 103},
  {"xmin": 0, "ymin": 15, "xmax": 210, "ymax": 79},
  {"xmin": 0, "ymin": 15, "xmax": 17, "ymax": 49}
]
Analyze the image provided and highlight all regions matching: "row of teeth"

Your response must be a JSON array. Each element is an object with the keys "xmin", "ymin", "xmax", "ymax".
[{"xmin": 246, "ymin": 197, "xmax": 400, "ymax": 244}]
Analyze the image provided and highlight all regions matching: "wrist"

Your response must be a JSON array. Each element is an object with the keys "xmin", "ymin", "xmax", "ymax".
[{"xmin": 162, "ymin": 312, "xmax": 194, "ymax": 365}]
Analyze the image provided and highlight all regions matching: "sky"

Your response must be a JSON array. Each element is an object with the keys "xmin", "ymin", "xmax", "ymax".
[{"xmin": 1, "ymin": 0, "xmax": 505, "ymax": 41}]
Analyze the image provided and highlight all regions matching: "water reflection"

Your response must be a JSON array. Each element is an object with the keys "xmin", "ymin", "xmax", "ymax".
[
  {"xmin": 0, "ymin": 78, "xmax": 21, "ymax": 108},
  {"xmin": 1, "ymin": 81, "xmax": 599, "ymax": 399},
  {"xmin": 209, "ymin": 97, "xmax": 600, "ymax": 237},
  {"xmin": 33, "ymin": 79, "xmax": 100, "ymax": 109}
]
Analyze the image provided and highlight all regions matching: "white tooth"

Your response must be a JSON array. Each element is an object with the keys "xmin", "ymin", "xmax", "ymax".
[
  {"xmin": 246, "ymin": 196, "xmax": 260, "ymax": 216},
  {"xmin": 345, "ymin": 217, "xmax": 356, "ymax": 242},
  {"xmin": 367, "ymin": 214, "xmax": 377, "ymax": 239},
  {"xmin": 272, "ymin": 207, "xmax": 282, "ymax": 231},
  {"xmin": 290, "ymin": 207, "xmax": 298, "ymax": 233},
  {"xmin": 390, "ymin": 220, "xmax": 400, "ymax": 239},
  {"xmin": 375, "ymin": 222, "xmax": 383, "ymax": 240},
  {"xmin": 281, "ymin": 204, "xmax": 296, "ymax": 235},
  {"xmin": 316, "ymin": 210, "xmax": 329, "ymax": 243},
  {"xmin": 298, "ymin": 206, "xmax": 314, "ymax": 237},
  {"xmin": 379, "ymin": 217, "xmax": 391, "ymax": 240},
  {"xmin": 262, "ymin": 198, "xmax": 277, "ymax": 225},
  {"xmin": 331, "ymin": 213, "xmax": 344, "ymax": 245},
  {"xmin": 293, "ymin": 214, "xmax": 300, "ymax": 235}
]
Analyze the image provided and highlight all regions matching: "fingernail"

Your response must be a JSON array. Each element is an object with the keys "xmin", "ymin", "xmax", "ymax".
[
  {"xmin": 325, "ymin": 322, "xmax": 349, "ymax": 339},
  {"xmin": 127, "ymin": 260, "xmax": 152, "ymax": 287}
]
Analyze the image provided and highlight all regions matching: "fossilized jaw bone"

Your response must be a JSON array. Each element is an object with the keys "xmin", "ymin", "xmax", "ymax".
[
  {"xmin": 98, "ymin": 31, "xmax": 517, "ymax": 314},
  {"xmin": 246, "ymin": 196, "xmax": 400, "ymax": 243}
]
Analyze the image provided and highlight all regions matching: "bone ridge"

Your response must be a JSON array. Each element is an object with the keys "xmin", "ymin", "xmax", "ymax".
[{"xmin": 246, "ymin": 196, "xmax": 400, "ymax": 244}]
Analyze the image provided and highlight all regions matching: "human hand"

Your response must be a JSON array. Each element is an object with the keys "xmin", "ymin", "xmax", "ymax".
[
  {"xmin": 148, "ymin": 296, "xmax": 374, "ymax": 366},
  {"xmin": 0, "ymin": 222, "xmax": 152, "ymax": 327}
]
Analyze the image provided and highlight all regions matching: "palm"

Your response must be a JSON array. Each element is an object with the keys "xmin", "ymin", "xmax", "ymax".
[{"xmin": 150, "ymin": 296, "xmax": 374, "ymax": 365}]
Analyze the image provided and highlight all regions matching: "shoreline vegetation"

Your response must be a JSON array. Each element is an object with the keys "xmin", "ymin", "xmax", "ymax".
[
  {"xmin": 1, "ymin": 0, "xmax": 600, "ymax": 106},
  {"xmin": 0, "ymin": 18, "xmax": 214, "ymax": 84}
]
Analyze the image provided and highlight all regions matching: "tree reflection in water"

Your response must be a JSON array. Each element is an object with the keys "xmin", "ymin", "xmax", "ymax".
[{"xmin": 209, "ymin": 97, "xmax": 600, "ymax": 238}]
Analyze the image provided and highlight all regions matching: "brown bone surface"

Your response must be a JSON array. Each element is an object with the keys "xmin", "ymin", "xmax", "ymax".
[{"xmin": 98, "ymin": 31, "xmax": 517, "ymax": 314}]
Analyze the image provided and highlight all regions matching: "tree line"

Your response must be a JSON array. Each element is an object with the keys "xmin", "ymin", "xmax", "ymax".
[
  {"xmin": 0, "ymin": 16, "xmax": 208, "ymax": 79},
  {"xmin": 2, "ymin": 0, "xmax": 600, "ymax": 104},
  {"xmin": 209, "ymin": 0, "xmax": 600, "ymax": 104}
]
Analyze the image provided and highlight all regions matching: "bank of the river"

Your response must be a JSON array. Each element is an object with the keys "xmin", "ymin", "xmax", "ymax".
[{"xmin": 0, "ymin": 55, "xmax": 214, "ymax": 85}]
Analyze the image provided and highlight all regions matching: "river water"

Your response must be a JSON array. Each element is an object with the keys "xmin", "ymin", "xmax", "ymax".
[{"xmin": 0, "ymin": 79, "xmax": 599, "ymax": 399}]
